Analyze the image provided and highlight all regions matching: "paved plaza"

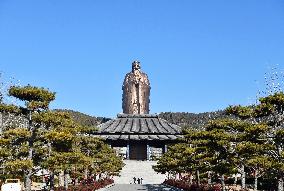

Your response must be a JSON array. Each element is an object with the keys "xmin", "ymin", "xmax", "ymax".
[
  {"xmin": 103, "ymin": 160, "xmax": 177, "ymax": 191},
  {"xmin": 101, "ymin": 184, "xmax": 182, "ymax": 191},
  {"xmin": 113, "ymin": 160, "xmax": 166, "ymax": 184}
]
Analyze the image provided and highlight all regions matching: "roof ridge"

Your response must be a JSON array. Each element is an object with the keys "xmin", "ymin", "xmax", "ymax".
[{"xmin": 117, "ymin": 114, "xmax": 158, "ymax": 118}]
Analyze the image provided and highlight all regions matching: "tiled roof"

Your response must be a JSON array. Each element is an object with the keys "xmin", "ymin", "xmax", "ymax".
[
  {"xmin": 96, "ymin": 114, "xmax": 183, "ymax": 141},
  {"xmin": 95, "ymin": 134, "xmax": 183, "ymax": 141}
]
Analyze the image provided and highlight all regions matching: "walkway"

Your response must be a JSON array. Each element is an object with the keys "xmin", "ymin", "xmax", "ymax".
[{"xmin": 102, "ymin": 184, "xmax": 182, "ymax": 191}]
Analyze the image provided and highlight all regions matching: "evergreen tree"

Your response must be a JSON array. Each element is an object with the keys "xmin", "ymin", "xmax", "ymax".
[
  {"xmin": 32, "ymin": 111, "xmax": 87, "ymax": 190},
  {"xmin": 78, "ymin": 127, "xmax": 124, "ymax": 180},
  {"xmin": 184, "ymin": 129, "xmax": 214, "ymax": 186},
  {"xmin": 226, "ymin": 92, "xmax": 284, "ymax": 190},
  {"xmin": 202, "ymin": 119, "xmax": 237, "ymax": 191},
  {"xmin": 0, "ymin": 85, "xmax": 123, "ymax": 191},
  {"xmin": 0, "ymin": 85, "xmax": 55, "ymax": 191},
  {"xmin": 33, "ymin": 111, "xmax": 123, "ymax": 190},
  {"xmin": 235, "ymin": 122, "xmax": 272, "ymax": 191},
  {"xmin": 154, "ymin": 143, "xmax": 195, "ymax": 181},
  {"xmin": 255, "ymin": 92, "xmax": 284, "ymax": 191}
]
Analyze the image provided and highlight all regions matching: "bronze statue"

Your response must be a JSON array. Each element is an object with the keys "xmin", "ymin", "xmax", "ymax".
[{"xmin": 122, "ymin": 61, "xmax": 150, "ymax": 114}]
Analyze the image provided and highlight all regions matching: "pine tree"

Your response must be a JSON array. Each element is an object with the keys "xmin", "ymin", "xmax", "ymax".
[
  {"xmin": 235, "ymin": 122, "xmax": 272, "ymax": 191},
  {"xmin": 226, "ymin": 92, "xmax": 284, "ymax": 191},
  {"xmin": 78, "ymin": 127, "xmax": 124, "ymax": 180},
  {"xmin": 184, "ymin": 129, "xmax": 214, "ymax": 186},
  {"xmin": 153, "ymin": 143, "xmax": 195, "ymax": 181},
  {"xmin": 32, "ymin": 110, "xmax": 85, "ymax": 190},
  {"xmin": 0, "ymin": 84, "xmax": 123, "ymax": 191},
  {"xmin": 34, "ymin": 111, "xmax": 123, "ymax": 190},
  {"xmin": 202, "ymin": 119, "xmax": 238, "ymax": 191},
  {"xmin": 255, "ymin": 92, "xmax": 284, "ymax": 191},
  {"xmin": 0, "ymin": 85, "xmax": 55, "ymax": 191}
]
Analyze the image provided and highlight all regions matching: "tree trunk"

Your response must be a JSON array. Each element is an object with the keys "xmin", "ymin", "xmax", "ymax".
[
  {"xmin": 189, "ymin": 173, "xmax": 193, "ymax": 185},
  {"xmin": 196, "ymin": 170, "xmax": 200, "ymax": 186},
  {"xmin": 221, "ymin": 174, "xmax": 226, "ymax": 191},
  {"xmin": 254, "ymin": 170, "xmax": 258, "ymax": 191},
  {"xmin": 25, "ymin": 112, "xmax": 33, "ymax": 191},
  {"xmin": 47, "ymin": 141, "xmax": 54, "ymax": 190},
  {"xmin": 84, "ymin": 168, "xmax": 88, "ymax": 179},
  {"xmin": 64, "ymin": 171, "xmax": 69, "ymax": 191},
  {"xmin": 278, "ymin": 146, "xmax": 284, "ymax": 191},
  {"xmin": 0, "ymin": 113, "xmax": 2, "ymax": 134},
  {"xmin": 59, "ymin": 171, "xmax": 64, "ymax": 187},
  {"xmin": 24, "ymin": 169, "xmax": 32, "ymax": 191},
  {"xmin": 241, "ymin": 164, "xmax": 246, "ymax": 189},
  {"xmin": 208, "ymin": 171, "xmax": 212, "ymax": 185},
  {"xmin": 49, "ymin": 171, "xmax": 55, "ymax": 191},
  {"xmin": 278, "ymin": 177, "xmax": 283, "ymax": 191},
  {"xmin": 234, "ymin": 174, "xmax": 237, "ymax": 186}
]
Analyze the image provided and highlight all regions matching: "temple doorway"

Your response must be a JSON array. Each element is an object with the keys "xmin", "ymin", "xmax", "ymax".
[{"xmin": 129, "ymin": 142, "xmax": 147, "ymax": 160}]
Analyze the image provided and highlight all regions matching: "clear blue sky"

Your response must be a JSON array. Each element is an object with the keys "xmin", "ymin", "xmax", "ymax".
[{"xmin": 0, "ymin": 0, "xmax": 284, "ymax": 118}]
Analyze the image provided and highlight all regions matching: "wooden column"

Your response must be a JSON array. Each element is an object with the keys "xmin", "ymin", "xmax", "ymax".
[
  {"xmin": 126, "ymin": 142, "xmax": 130, "ymax": 160},
  {"xmin": 164, "ymin": 144, "xmax": 168, "ymax": 153},
  {"xmin": 147, "ymin": 144, "xmax": 150, "ymax": 161}
]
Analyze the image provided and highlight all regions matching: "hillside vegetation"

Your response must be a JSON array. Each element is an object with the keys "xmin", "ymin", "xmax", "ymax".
[
  {"xmin": 159, "ymin": 110, "xmax": 225, "ymax": 128},
  {"xmin": 54, "ymin": 109, "xmax": 225, "ymax": 129},
  {"xmin": 54, "ymin": 109, "xmax": 111, "ymax": 127}
]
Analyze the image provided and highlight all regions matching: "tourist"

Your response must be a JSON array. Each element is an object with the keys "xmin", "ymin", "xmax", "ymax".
[
  {"xmin": 137, "ymin": 178, "xmax": 141, "ymax": 184},
  {"xmin": 133, "ymin": 177, "xmax": 136, "ymax": 184}
]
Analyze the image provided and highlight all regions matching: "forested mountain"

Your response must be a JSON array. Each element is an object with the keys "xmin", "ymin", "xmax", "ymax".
[
  {"xmin": 54, "ymin": 109, "xmax": 111, "ymax": 127},
  {"xmin": 54, "ymin": 109, "xmax": 226, "ymax": 129},
  {"xmin": 159, "ymin": 110, "xmax": 226, "ymax": 128}
]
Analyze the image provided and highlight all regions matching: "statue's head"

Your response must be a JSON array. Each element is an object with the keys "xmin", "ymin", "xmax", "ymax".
[{"xmin": 132, "ymin": 61, "xmax": 141, "ymax": 72}]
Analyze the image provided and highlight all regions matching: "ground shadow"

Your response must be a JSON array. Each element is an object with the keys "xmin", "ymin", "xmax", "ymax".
[
  {"xmin": 142, "ymin": 184, "xmax": 181, "ymax": 191},
  {"xmin": 104, "ymin": 184, "xmax": 181, "ymax": 191}
]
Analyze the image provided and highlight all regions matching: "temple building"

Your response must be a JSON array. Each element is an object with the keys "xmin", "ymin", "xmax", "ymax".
[{"xmin": 96, "ymin": 61, "xmax": 182, "ymax": 160}]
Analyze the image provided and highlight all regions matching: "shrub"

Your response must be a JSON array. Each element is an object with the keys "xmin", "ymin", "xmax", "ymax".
[
  {"xmin": 164, "ymin": 179, "xmax": 221, "ymax": 191},
  {"xmin": 54, "ymin": 178, "xmax": 114, "ymax": 191}
]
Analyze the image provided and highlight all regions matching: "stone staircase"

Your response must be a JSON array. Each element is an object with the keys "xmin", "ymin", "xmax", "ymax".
[{"xmin": 113, "ymin": 160, "xmax": 167, "ymax": 184}]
